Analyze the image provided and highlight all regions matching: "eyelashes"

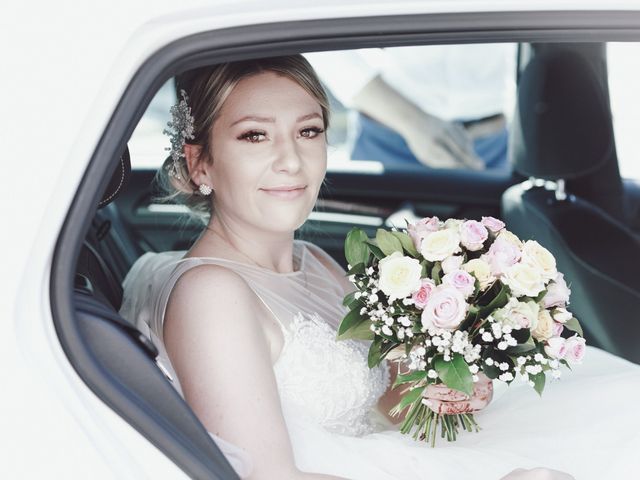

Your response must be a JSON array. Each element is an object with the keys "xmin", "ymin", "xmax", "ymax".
[{"xmin": 237, "ymin": 127, "xmax": 325, "ymax": 143}]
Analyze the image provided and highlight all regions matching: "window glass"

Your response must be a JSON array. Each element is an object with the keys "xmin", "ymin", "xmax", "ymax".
[
  {"xmin": 129, "ymin": 44, "xmax": 518, "ymax": 174},
  {"xmin": 608, "ymin": 42, "xmax": 640, "ymax": 180}
]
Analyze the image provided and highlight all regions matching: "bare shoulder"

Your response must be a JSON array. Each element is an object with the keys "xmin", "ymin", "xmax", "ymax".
[{"xmin": 163, "ymin": 263, "xmax": 265, "ymax": 344}]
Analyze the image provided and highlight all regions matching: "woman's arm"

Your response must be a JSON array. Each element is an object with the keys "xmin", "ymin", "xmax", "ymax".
[{"xmin": 164, "ymin": 264, "xmax": 348, "ymax": 480}]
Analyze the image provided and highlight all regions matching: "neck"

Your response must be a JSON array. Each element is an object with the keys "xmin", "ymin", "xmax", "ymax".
[{"xmin": 200, "ymin": 216, "xmax": 297, "ymax": 274}]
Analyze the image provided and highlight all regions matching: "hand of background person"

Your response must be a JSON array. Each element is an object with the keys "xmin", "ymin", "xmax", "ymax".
[
  {"xmin": 421, "ymin": 372, "xmax": 493, "ymax": 414},
  {"xmin": 352, "ymin": 75, "xmax": 484, "ymax": 170},
  {"xmin": 401, "ymin": 111, "xmax": 485, "ymax": 170},
  {"xmin": 500, "ymin": 467, "xmax": 576, "ymax": 480}
]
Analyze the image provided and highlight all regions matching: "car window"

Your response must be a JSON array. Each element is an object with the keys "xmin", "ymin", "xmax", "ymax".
[
  {"xmin": 129, "ymin": 44, "xmax": 518, "ymax": 176},
  {"xmin": 608, "ymin": 42, "xmax": 640, "ymax": 181}
]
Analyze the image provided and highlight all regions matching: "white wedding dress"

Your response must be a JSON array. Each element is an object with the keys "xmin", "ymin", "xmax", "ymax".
[{"xmin": 119, "ymin": 239, "xmax": 640, "ymax": 480}]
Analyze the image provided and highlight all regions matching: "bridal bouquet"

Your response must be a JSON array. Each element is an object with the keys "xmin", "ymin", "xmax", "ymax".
[{"xmin": 338, "ymin": 216, "xmax": 585, "ymax": 446}]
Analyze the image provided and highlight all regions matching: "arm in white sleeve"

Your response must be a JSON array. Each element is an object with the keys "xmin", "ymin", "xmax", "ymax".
[{"xmin": 304, "ymin": 49, "xmax": 382, "ymax": 107}]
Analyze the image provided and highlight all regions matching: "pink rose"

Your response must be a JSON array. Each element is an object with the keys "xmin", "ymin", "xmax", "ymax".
[
  {"xmin": 408, "ymin": 216, "xmax": 440, "ymax": 250},
  {"xmin": 412, "ymin": 278, "xmax": 437, "ymax": 309},
  {"xmin": 482, "ymin": 237, "xmax": 522, "ymax": 277},
  {"xmin": 565, "ymin": 336, "xmax": 586, "ymax": 364},
  {"xmin": 421, "ymin": 285, "xmax": 468, "ymax": 331},
  {"xmin": 552, "ymin": 321, "xmax": 564, "ymax": 337},
  {"xmin": 441, "ymin": 255, "xmax": 464, "ymax": 274},
  {"xmin": 544, "ymin": 336, "xmax": 567, "ymax": 359},
  {"xmin": 459, "ymin": 220, "xmax": 489, "ymax": 251},
  {"xmin": 442, "ymin": 269, "xmax": 476, "ymax": 298},
  {"xmin": 481, "ymin": 216, "xmax": 506, "ymax": 234},
  {"xmin": 542, "ymin": 273, "xmax": 571, "ymax": 309}
]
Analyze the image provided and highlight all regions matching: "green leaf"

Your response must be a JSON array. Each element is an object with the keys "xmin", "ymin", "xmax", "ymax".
[
  {"xmin": 376, "ymin": 229, "xmax": 403, "ymax": 256},
  {"xmin": 346, "ymin": 263, "xmax": 366, "ymax": 275},
  {"xmin": 337, "ymin": 319, "xmax": 374, "ymax": 340},
  {"xmin": 391, "ymin": 231, "xmax": 419, "ymax": 257},
  {"xmin": 506, "ymin": 336, "xmax": 536, "ymax": 354},
  {"xmin": 531, "ymin": 371, "xmax": 546, "ymax": 396},
  {"xmin": 342, "ymin": 290, "xmax": 358, "ymax": 310},
  {"xmin": 433, "ymin": 353, "xmax": 473, "ymax": 396},
  {"xmin": 477, "ymin": 283, "xmax": 510, "ymax": 316},
  {"xmin": 365, "ymin": 241, "xmax": 386, "ymax": 260},
  {"xmin": 393, "ymin": 385, "xmax": 426, "ymax": 412},
  {"xmin": 345, "ymin": 228, "xmax": 370, "ymax": 267},
  {"xmin": 368, "ymin": 337, "xmax": 383, "ymax": 368},
  {"xmin": 337, "ymin": 307, "xmax": 364, "ymax": 337},
  {"xmin": 564, "ymin": 317, "xmax": 584, "ymax": 337},
  {"xmin": 393, "ymin": 370, "xmax": 427, "ymax": 388},
  {"xmin": 431, "ymin": 262, "xmax": 442, "ymax": 284}
]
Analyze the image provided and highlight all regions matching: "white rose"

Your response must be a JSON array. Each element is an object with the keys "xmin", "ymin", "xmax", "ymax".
[
  {"xmin": 503, "ymin": 263, "xmax": 545, "ymax": 298},
  {"xmin": 441, "ymin": 255, "xmax": 464, "ymax": 274},
  {"xmin": 378, "ymin": 252, "xmax": 423, "ymax": 301},
  {"xmin": 462, "ymin": 258, "xmax": 495, "ymax": 290},
  {"xmin": 522, "ymin": 240, "xmax": 557, "ymax": 283},
  {"xmin": 532, "ymin": 309, "xmax": 554, "ymax": 341},
  {"xmin": 494, "ymin": 298, "xmax": 539, "ymax": 330},
  {"xmin": 420, "ymin": 229, "xmax": 461, "ymax": 262},
  {"xmin": 497, "ymin": 229, "xmax": 523, "ymax": 248},
  {"xmin": 444, "ymin": 218, "xmax": 464, "ymax": 230}
]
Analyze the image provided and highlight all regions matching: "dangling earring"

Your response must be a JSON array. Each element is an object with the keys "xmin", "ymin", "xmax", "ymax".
[{"xmin": 199, "ymin": 184, "xmax": 213, "ymax": 196}]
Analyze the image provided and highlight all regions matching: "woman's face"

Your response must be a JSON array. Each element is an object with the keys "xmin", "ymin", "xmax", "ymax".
[{"xmin": 203, "ymin": 71, "xmax": 327, "ymax": 235}]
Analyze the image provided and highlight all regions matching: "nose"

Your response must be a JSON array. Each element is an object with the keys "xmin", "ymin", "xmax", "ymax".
[{"xmin": 272, "ymin": 134, "xmax": 303, "ymax": 174}]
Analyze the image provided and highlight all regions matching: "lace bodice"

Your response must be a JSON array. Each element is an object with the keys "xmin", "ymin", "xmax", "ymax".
[
  {"xmin": 119, "ymin": 240, "xmax": 390, "ymax": 438},
  {"xmin": 275, "ymin": 311, "xmax": 389, "ymax": 436}
]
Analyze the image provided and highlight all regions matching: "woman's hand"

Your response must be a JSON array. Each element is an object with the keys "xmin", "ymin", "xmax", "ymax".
[{"xmin": 422, "ymin": 372, "xmax": 493, "ymax": 415}]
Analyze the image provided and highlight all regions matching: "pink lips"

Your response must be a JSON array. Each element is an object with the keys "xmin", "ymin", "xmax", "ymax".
[{"xmin": 260, "ymin": 185, "xmax": 307, "ymax": 199}]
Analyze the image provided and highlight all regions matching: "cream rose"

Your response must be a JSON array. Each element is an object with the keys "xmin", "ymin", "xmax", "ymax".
[
  {"xmin": 420, "ymin": 229, "xmax": 461, "ymax": 262},
  {"xmin": 462, "ymin": 258, "xmax": 495, "ymax": 290},
  {"xmin": 532, "ymin": 309, "xmax": 555, "ymax": 341},
  {"xmin": 522, "ymin": 240, "xmax": 557, "ymax": 282},
  {"xmin": 421, "ymin": 284, "xmax": 468, "ymax": 331},
  {"xmin": 378, "ymin": 252, "xmax": 423, "ymax": 301},
  {"xmin": 503, "ymin": 263, "xmax": 545, "ymax": 298}
]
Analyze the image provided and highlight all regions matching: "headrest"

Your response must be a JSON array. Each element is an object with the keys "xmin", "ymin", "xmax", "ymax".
[
  {"xmin": 511, "ymin": 47, "xmax": 615, "ymax": 180},
  {"xmin": 98, "ymin": 146, "xmax": 131, "ymax": 208}
]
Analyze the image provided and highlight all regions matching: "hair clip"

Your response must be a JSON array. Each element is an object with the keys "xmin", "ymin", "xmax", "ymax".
[{"xmin": 163, "ymin": 89, "xmax": 195, "ymax": 180}]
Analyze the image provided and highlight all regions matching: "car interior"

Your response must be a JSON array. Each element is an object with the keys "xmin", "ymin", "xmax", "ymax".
[{"xmin": 55, "ymin": 22, "xmax": 640, "ymax": 479}]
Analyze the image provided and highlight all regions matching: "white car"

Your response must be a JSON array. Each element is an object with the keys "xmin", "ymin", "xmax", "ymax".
[{"xmin": 3, "ymin": 0, "xmax": 640, "ymax": 478}]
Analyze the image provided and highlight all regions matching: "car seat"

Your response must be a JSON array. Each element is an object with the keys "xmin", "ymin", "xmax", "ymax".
[{"xmin": 502, "ymin": 44, "xmax": 640, "ymax": 363}]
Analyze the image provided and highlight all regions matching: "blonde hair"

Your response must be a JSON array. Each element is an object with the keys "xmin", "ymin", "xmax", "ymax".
[{"xmin": 155, "ymin": 55, "xmax": 331, "ymax": 219}]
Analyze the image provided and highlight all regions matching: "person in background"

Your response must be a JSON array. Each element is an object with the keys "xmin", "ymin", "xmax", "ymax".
[{"xmin": 306, "ymin": 44, "xmax": 516, "ymax": 170}]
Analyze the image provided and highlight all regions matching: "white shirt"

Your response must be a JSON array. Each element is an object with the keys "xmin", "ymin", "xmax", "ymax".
[{"xmin": 306, "ymin": 44, "xmax": 517, "ymax": 122}]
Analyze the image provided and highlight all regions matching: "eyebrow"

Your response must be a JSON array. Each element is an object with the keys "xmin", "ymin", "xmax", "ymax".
[{"xmin": 230, "ymin": 112, "xmax": 322, "ymax": 127}]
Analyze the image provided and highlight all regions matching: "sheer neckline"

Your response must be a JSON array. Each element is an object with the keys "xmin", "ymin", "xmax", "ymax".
[{"xmin": 178, "ymin": 239, "xmax": 308, "ymax": 277}]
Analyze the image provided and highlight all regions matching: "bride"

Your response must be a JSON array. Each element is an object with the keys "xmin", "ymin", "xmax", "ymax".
[{"xmin": 119, "ymin": 55, "xmax": 640, "ymax": 480}]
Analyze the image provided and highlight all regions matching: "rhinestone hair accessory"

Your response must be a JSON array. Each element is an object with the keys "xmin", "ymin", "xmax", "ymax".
[{"xmin": 163, "ymin": 89, "xmax": 195, "ymax": 180}]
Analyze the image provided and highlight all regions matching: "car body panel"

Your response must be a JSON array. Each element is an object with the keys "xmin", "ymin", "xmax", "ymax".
[{"xmin": 2, "ymin": 0, "xmax": 640, "ymax": 477}]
